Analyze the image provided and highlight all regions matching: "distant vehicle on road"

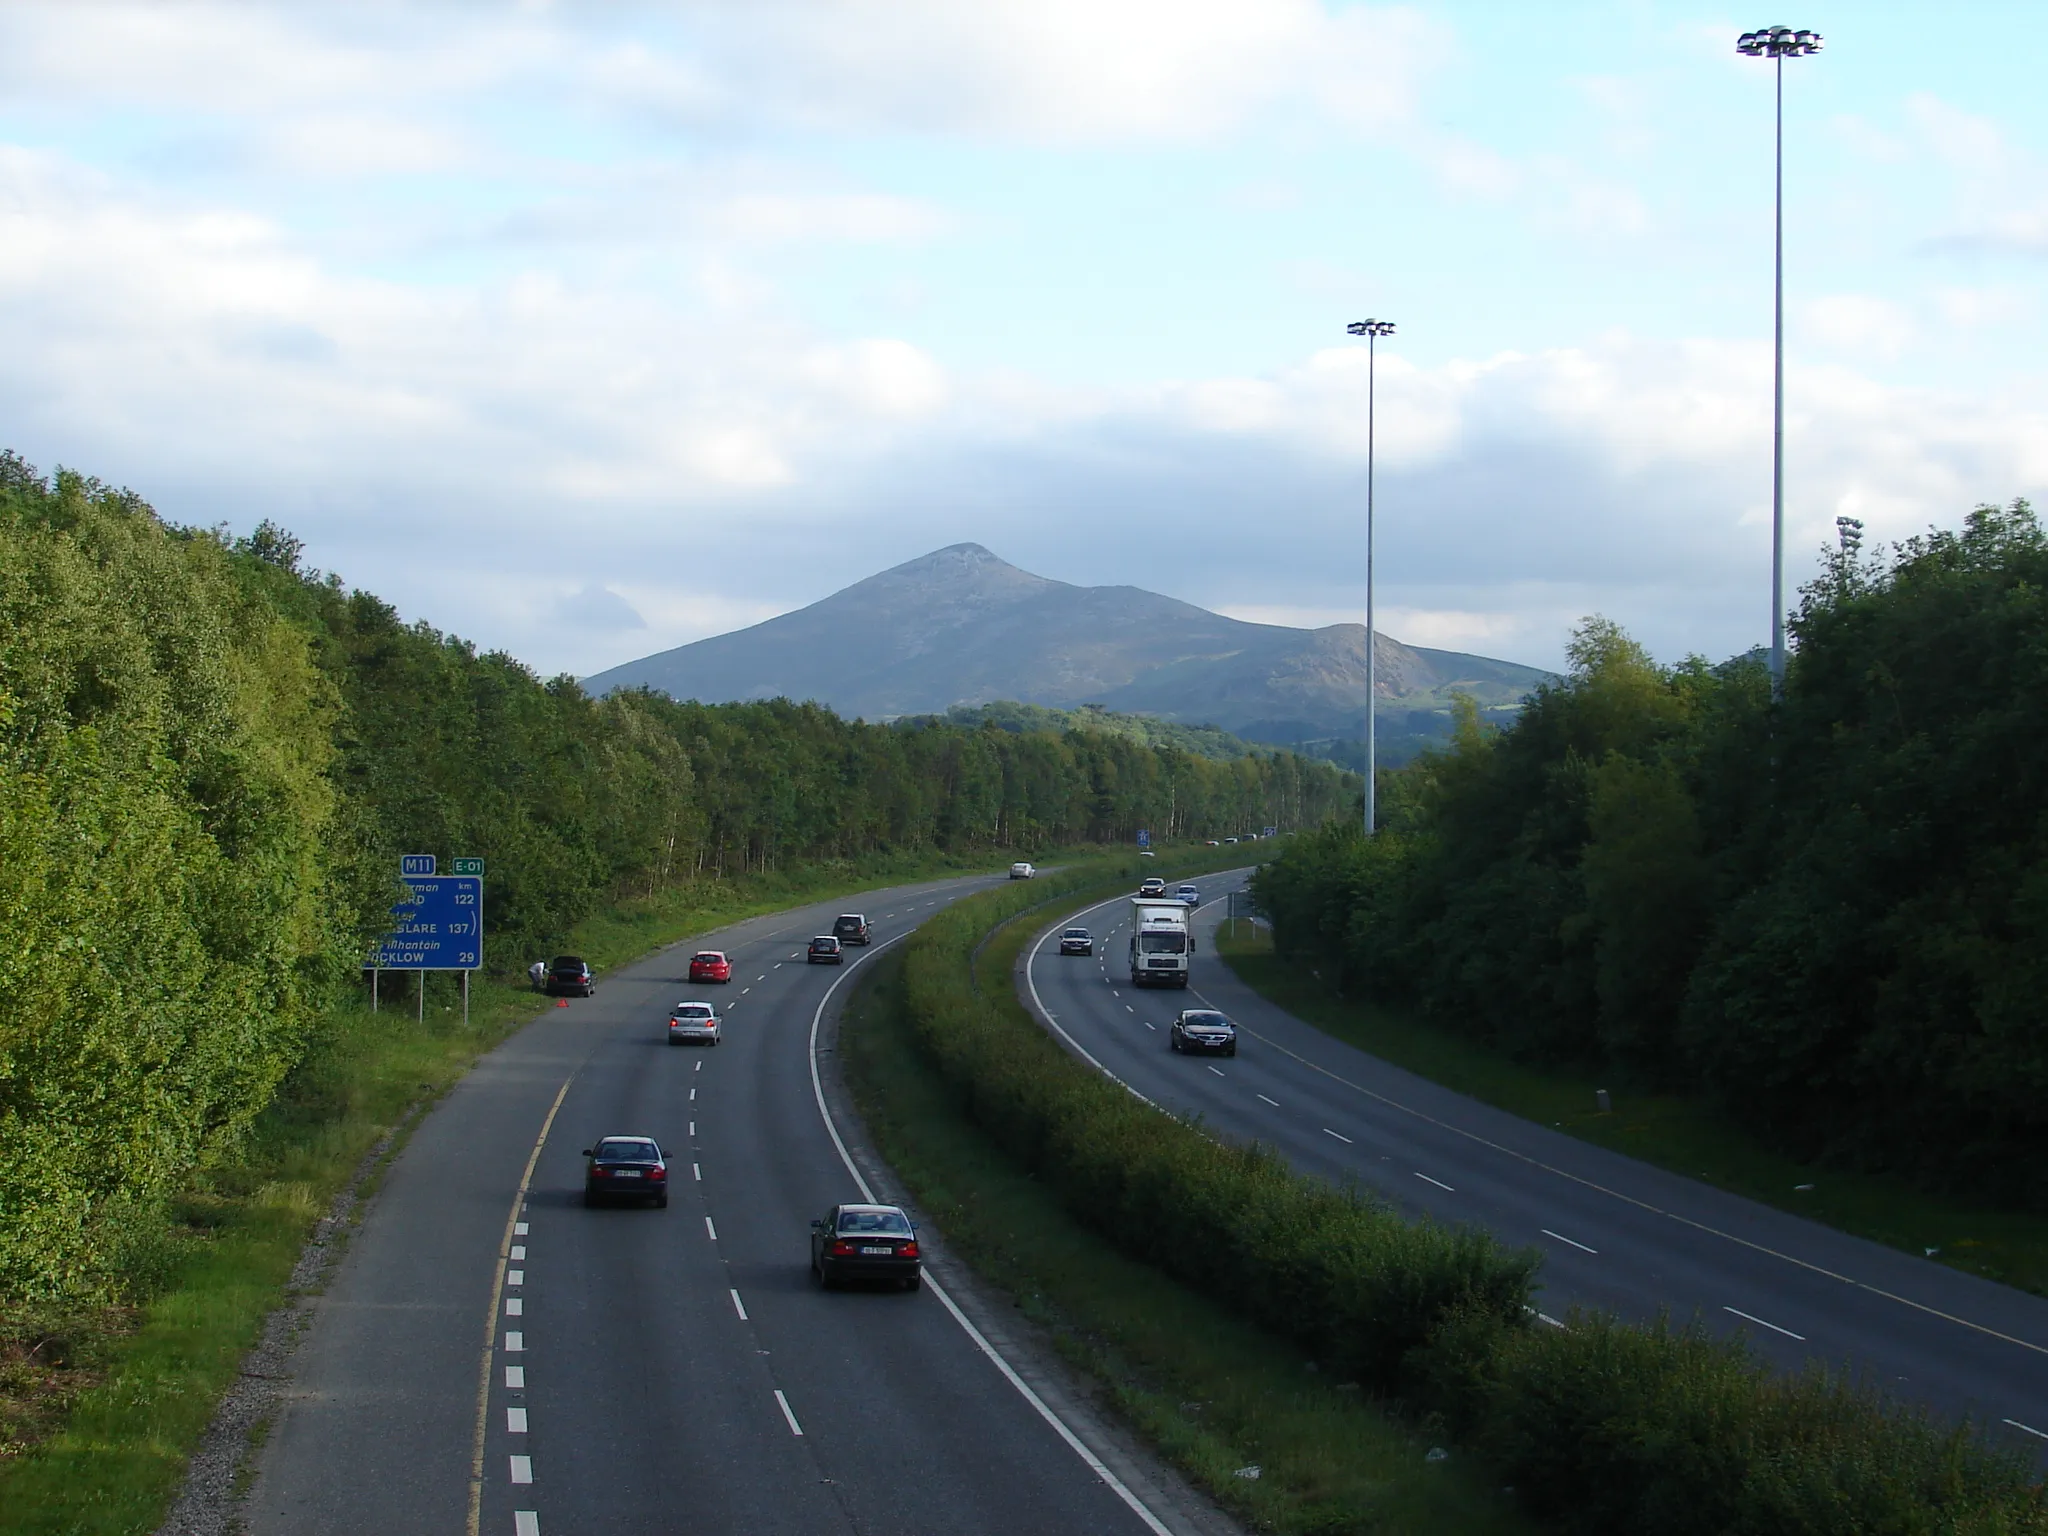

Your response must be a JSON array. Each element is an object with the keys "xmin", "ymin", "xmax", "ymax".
[
  {"xmin": 1009, "ymin": 861, "xmax": 1036, "ymax": 880},
  {"xmin": 1170, "ymin": 1009, "xmax": 1237, "ymax": 1056},
  {"xmin": 832, "ymin": 914, "xmax": 871, "ymax": 946},
  {"xmin": 1223, "ymin": 836, "xmax": 1240, "ymax": 844},
  {"xmin": 1175, "ymin": 884, "xmax": 1201, "ymax": 907},
  {"xmin": 808, "ymin": 935, "xmax": 843, "ymax": 964},
  {"xmin": 688, "ymin": 951, "xmax": 732, "ymax": 984},
  {"xmin": 667, "ymin": 1001, "xmax": 721, "ymax": 1046},
  {"xmin": 547, "ymin": 955, "xmax": 595, "ymax": 997},
  {"xmin": 1205, "ymin": 839, "xmax": 1220, "ymax": 846},
  {"xmin": 1058, "ymin": 927, "xmax": 1094, "ymax": 956},
  {"xmin": 811, "ymin": 1203, "xmax": 922, "ymax": 1290},
  {"xmin": 1137, "ymin": 876, "xmax": 1167, "ymax": 897},
  {"xmin": 582, "ymin": 1137, "xmax": 667, "ymax": 1206}
]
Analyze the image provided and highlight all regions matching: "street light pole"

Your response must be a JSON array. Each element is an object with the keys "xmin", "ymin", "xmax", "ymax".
[
  {"xmin": 1347, "ymin": 318, "xmax": 1395, "ymax": 834},
  {"xmin": 1737, "ymin": 25, "xmax": 1822, "ymax": 694}
]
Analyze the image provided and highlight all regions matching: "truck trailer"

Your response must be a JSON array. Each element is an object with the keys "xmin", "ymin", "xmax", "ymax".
[{"xmin": 1128, "ymin": 898, "xmax": 1192, "ymax": 988}]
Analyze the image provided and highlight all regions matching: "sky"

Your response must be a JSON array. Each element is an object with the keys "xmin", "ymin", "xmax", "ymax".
[{"xmin": 2, "ymin": 1, "xmax": 2043, "ymax": 677}]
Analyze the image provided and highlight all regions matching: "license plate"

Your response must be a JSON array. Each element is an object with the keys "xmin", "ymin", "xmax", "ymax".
[
  {"xmin": 860, "ymin": 1245, "xmax": 892, "ymax": 1255},
  {"xmin": 614, "ymin": 1170, "xmax": 642, "ymax": 1179}
]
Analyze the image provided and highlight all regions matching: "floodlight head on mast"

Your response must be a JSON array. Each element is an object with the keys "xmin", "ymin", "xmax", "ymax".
[
  {"xmin": 1347, "ymin": 319, "xmax": 1396, "ymax": 338},
  {"xmin": 1736, "ymin": 26, "xmax": 1822, "ymax": 57}
]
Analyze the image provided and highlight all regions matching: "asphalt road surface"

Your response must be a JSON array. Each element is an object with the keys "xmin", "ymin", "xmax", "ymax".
[
  {"xmin": 247, "ymin": 872, "xmax": 1195, "ymax": 1536},
  {"xmin": 1025, "ymin": 872, "xmax": 2048, "ymax": 1461}
]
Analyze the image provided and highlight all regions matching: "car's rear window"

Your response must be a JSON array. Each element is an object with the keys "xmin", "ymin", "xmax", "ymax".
[
  {"xmin": 813, "ymin": 937, "xmax": 838, "ymax": 947},
  {"xmin": 674, "ymin": 1004, "xmax": 714, "ymax": 1019},
  {"xmin": 596, "ymin": 1140, "xmax": 658, "ymax": 1161},
  {"xmin": 837, "ymin": 1209, "xmax": 912, "ymax": 1235},
  {"xmin": 692, "ymin": 952, "xmax": 724, "ymax": 964}
]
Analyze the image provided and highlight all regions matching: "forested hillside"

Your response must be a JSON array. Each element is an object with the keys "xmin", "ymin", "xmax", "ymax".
[
  {"xmin": 1254, "ymin": 500, "xmax": 2048, "ymax": 1202},
  {"xmin": 0, "ymin": 453, "xmax": 1354, "ymax": 1297}
]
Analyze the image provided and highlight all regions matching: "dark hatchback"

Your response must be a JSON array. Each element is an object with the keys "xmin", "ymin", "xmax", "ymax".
[
  {"xmin": 811, "ymin": 1203, "xmax": 921, "ymax": 1289},
  {"xmin": 547, "ymin": 955, "xmax": 595, "ymax": 997},
  {"xmin": 1170, "ymin": 1009, "xmax": 1237, "ymax": 1057},
  {"xmin": 807, "ymin": 935, "xmax": 843, "ymax": 964},
  {"xmin": 583, "ymin": 1137, "xmax": 668, "ymax": 1207}
]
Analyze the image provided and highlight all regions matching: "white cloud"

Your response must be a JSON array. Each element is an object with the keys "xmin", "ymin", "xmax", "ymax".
[{"xmin": 1800, "ymin": 294, "xmax": 1914, "ymax": 359}]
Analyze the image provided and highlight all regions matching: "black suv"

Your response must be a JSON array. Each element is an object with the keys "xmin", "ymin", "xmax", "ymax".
[
  {"xmin": 832, "ymin": 914, "xmax": 871, "ymax": 946},
  {"xmin": 547, "ymin": 955, "xmax": 595, "ymax": 997}
]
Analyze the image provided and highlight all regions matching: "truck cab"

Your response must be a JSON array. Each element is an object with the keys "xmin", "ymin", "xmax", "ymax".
[{"xmin": 1127, "ymin": 898, "xmax": 1192, "ymax": 989}]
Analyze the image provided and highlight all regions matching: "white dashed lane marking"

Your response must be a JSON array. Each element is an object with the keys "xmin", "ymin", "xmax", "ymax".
[
  {"xmin": 509, "ymin": 1455, "xmax": 533, "ymax": 1484},
  {"xmin": 1322, "ymin": 1128, "xmax": 1353, "ymax": 1145},
  {"xmin": 506, "ymin": 1270, "xmax": 523, "ymax": 1286},
  {"xmin": 1543, "ymin": 1228, "xmax": 1599, "ymax": 1255},
  {"xmin": 513, "ymin": 1222, "xmax": 528, "ymax": 1236},
  {"xmin": 1416, "ymin": 1173, "xmax": 1456, "ymax": 1193},
  {"xmin": 2005, "ymin": 1418, "xmax": 2048, "ymax": 1440},
  {"xmin": 510, "ymin": 1245, "xmax": 525, "ymax": 1261},
  {"xmin": 504, "ymin": 1365, "xmax": 524, "ymax": 1388},
  {"xmin": 1207, "ymin": 1066, "xmax": 1226, "ymax": 1077},
  {"xmin": 504, "ymin": 1297, "xmax": 522, "ymax": 1316},
  {"xmin": 693, "ymin": 1163, "xmax": 702, "ymax": 1181},
  {"xmin": 775, "ymin": 1390, "xmax": 804, "ymax": 1436},
  {"xmin": 1257, "ymin": 1094, "xmax": 1280, "ymax": 1107},
  {"xmin": 504, "ymin": 1331, "xmax": 524, "ymax": 1352},
  {"xmin": 1724, "ymin": 1305, "xmax": 1804, "ymax": 1341},
  {"xmin": 507, "ymin": 1407, "xmax": 528, "ymax": 1433},
  {"xmin": 705, "ymin": 1216, "xmax": 718, "ymax": 1240},
  {"xmin": 730, "ymin": 1288, "xmax": 749, "ymax": 1321},
  {"xmin": 514, "ymin": 1512, "xmax": 540, "ymax": 1536},
  {"xmin": 1143, "ymin": 1022, "xmax": 1155, "ymax": 1030}
]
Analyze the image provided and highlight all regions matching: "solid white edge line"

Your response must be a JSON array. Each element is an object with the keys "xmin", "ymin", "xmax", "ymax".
[
  {"xmin": 774, "ymin": 1388, "xmax": 804, "ymax": 1436},
  {"xmin": 1723, "ymin": 1305, "xmax": 1805, "ymax": 1341},
  {"xmin": 1256, "ymin": 1094, "xmax": 1279, "ymax": 1107},
  {"xmin": 1416, "ymin": 1172, "xmax": 1455, "ymax": 1192},
  {"xmin": 1542, "ymin": 1228, "xmax": 1599, "ymax": 1255},
  {"xmin": 808, "ymin": 924, "xmax": 1177, "ymax": 1536},
  {"xmin": 1024, "ymin": 911, "xmax": 1162, "ymax": 1111},
  {"xmin": 1322, "ymin": 1127, "xmax": 1352, "ymax": 1144},
  {"xmin": 729, "ymin": 1287, "xmax": 748, "ymax": 1321},
  {"xmin": 2003, "ymin": 1417, "xmax": 2048, "ymax": 1440}
]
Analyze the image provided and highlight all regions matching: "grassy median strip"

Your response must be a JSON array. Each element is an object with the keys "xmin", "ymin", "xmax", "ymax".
[
  {"xmin": 1213, "ymin": 924, "xmax": 2048, "ymax": 1298},
  {"xmin": 0, "ymin": 848, "xmax": 1008, "ymax": 1536},
  {"xmin": 842, "ymin": 946, "xmax": 1532, "ymax": 1535}
]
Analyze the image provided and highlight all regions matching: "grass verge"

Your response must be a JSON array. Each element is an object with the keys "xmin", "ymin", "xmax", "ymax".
[
  {"xmin": 0, "ymin": 845, "xmax": 1071, "ymax": 1536},
  {"xmin": 841, "ymin": 877, "xmax": 1533, "ymax": 1535},
  {"xmin": 1213, "ymin": 923, "xmax": 2048, "ymax": 1299}
]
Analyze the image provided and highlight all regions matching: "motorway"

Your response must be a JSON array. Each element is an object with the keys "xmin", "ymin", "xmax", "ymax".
[
  {"xmin": 246, "ymin": 871, "xmax": 1216, "ymax": 1536},
  {"xmin": 1024, "ymin": 871, "xmax": 2048, "ymax": 1460}
]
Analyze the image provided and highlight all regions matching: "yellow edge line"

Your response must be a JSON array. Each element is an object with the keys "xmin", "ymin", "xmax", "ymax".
[{"xmin": 467, "ymin": 1072, "xmax": 576, "ymax": 1536}]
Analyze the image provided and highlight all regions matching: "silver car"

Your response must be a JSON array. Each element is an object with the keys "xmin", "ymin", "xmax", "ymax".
[{"xmin": 667, "ymin": 1000, "xmax": 721, "ymax": 1046}]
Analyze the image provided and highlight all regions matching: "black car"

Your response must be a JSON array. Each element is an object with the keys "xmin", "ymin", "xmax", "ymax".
[
  {"xmin": 811, "ymin": 1203, "xmax": 921, "ymax": 1289},
  {"xmin": 808, "ymin": 935, "xmax": 843, "ymax": 964},
  {"xmin": 1170, "ymin": 1009, "xmax": 1237, "ymax": 1056},
  {"xmin": 832, "ymin": 914, "xmax": 872, "ymax": 946},
  {"xmin": 582, "ymin": 1136, "xmax": 668, "ymax": 1207},
  {"xmin": 1058, "ymin": 927, "xmax": 1094, "ymax": 956},
  {"xmin": 547, "ymin": 955, "xmax": 595, "ymax": 997}
]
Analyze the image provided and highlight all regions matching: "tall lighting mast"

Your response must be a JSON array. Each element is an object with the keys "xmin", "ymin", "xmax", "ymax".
[
  {"xmin": 1736, "ymin": 25, "xmax": 1822, "ymax": 693},
  {"xmin": 1346, "ymin": 318, "xmax": 1395, "ymax": 834}
]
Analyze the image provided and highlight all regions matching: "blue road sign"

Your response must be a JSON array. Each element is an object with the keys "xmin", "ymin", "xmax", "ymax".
[
  {"xmin": 1136, "ymin": 829, "xmax": 1151, "ymax": 848},
  {"xmin": 374, "ymin": 876, "xmax": 482, "ymax": 970},
  {"xmin": 401, "ymin": 853, "xmax": 437, "ymax": 876}
]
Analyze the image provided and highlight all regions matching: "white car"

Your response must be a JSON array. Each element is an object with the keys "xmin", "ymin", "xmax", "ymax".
[
  {"xmin": 667, "ymin": 1001, "xmax": 721, "ymax": 1046},
  {"xmin": 1009, "ymin": 861, "xmax": 1036, "ymax": 879}
]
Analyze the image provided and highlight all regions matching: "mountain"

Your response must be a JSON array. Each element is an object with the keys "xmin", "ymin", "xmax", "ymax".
[{"xmin": 581, "ymin": 543, "xmax": 1553, "ymax": 753}]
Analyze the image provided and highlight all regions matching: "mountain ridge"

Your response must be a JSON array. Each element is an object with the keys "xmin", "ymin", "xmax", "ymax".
[{"xmin": 582, "ymin": 544, "xmax": 1552, "ymax": 753}]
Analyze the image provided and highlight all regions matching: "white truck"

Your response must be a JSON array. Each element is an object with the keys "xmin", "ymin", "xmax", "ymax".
[{"xmin": 1127, "ymin": 898, "xmax": 1192, "ymax": 988}]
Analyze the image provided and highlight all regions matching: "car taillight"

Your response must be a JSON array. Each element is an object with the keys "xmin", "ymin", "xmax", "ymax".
[
  {"xmin": 591, "ymin": 1167, "xmax": 610, "ymax": 1177},
  {"xmin": 829, "ymin": 1239, "xmax": 856, "ymax": 1256},
  {"xmin": 648, "ymin": 1166, "xmax": 666, "ymax": 1180},
  {"xmin": 899, "ymin": 1242, "xmax": 918, "ymax": 1258}
]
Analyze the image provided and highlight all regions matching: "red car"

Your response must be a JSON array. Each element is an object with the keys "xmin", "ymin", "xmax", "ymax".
[{"xmin": 688, "ymin": 951, "xmax": 732, "ymax": 984}]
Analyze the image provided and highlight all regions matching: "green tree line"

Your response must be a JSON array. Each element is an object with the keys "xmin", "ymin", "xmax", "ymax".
[
  {"xmin": 1255, "ymin": 499, "xmax": 2048, "ymax": 1203},
  {"xmin": 0, "ymin": 452, "xmax": 1353, "ymax": 1296}
]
